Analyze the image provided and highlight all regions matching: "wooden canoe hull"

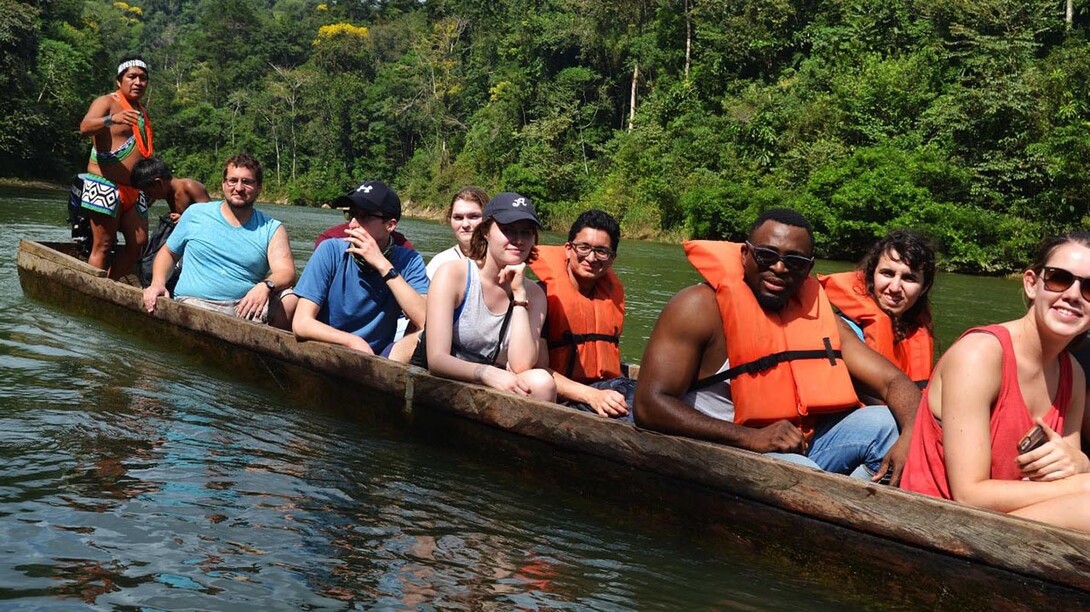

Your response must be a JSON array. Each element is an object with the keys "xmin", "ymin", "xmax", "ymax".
[{"xmin": 17, "ymin": 239, "xmax": 1090, "ymax": 600}]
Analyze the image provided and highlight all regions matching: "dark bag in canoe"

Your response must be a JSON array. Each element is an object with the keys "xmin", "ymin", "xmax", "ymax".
[{"xmin": 138, "ymin": 214, "xmax": 181, "ymax": 291}]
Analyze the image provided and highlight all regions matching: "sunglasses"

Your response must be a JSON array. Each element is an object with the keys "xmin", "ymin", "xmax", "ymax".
[
  {"xmin": 344, "ymin": 210, "xmax": 387, "ymax": 223},
  {"xmin": 745, "ymin": 241, "xmax": 814, "ymax": 272},
  {"xmin": 1040, "ymin": 266, "xmax": 1090, "ymax": 301}
]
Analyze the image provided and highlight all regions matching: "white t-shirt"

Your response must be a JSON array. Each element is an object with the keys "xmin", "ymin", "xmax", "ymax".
[
  {"xmin": 680, "ymin": 359, "xmax": 735, "ymax": 422},
  {"xmin": 426, "ymin": 245, "xmax": 468, "ymax": 279}
]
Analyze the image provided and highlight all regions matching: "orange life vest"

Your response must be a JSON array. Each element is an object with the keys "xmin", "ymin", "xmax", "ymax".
[
  {"xmin": 817, "ymin": 271, "xmax": 934, "ymax": 385},
  {"xmin": 529, "ymin": 245, "xmax": 624, "ymax": 382},
  {"xmin": 683, "ymin": 240, "xmax": 859, "ymax": 427}
]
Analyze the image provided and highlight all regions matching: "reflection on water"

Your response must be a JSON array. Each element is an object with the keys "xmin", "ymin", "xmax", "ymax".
[{"xmin": 0, "ymin": 189, "xmax": 1039, "ymax": 609}]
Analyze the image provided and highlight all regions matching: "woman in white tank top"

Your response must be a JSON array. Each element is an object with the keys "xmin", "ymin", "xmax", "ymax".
[
  {"xmin": 425, "ymin": 186, "xmax": 487, "ymax": 280},
  {"xmin": 421, "ymin": 192, "xmax": 556, "ymax": 400}
]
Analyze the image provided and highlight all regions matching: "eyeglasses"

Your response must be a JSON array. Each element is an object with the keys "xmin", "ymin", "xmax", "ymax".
[
  {"xmin": 1040, "ymin": 266, "xmax": 1090, "ymax": 301},
  {"xmin": 569, "ymin": 242, "xmax": 615, "ymax": 260},
  {"xmin": 224, "ymin": 177, "xmax": 257, "ymax": 188},
  {"xmin": 745, "ymin": 241, "xmax": 814, "ymax": 272},
  {"xmin": 344, "ymin": 210, "xmax": 387, "ymax": 223}
]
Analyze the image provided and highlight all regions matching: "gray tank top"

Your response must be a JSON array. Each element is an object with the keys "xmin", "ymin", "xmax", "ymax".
[
  {"xmin": 680, "ymin": 358, "xmax": 735, "ymax": 422},
  {"xmin": 451, "ymin": 260, "xmax": 511, "ymax": 365}
]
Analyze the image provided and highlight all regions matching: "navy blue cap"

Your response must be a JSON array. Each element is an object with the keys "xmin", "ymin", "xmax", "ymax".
[
  {"xmin": 484, "ymin": 192, "xmax": 540, "ymax": 227},
  {"xmin": 333, "ymin": 180, "xmax": 401, "ymax": 220}
]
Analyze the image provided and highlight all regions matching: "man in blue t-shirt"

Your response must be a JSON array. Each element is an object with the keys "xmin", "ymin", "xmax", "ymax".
[
  {"xmin": 293, "ymin": 180, "xmax": 429, "ymax": 360},
  {"xmin": 142, "ymin": 153, "xmax": 297, "ymax": 329}
]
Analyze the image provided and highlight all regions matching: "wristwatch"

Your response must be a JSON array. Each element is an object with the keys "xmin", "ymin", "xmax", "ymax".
[
  {"xmin": 103, "ymin": 115, "xmax": 113, "ymax": 128},
  {"xmin": 263, "ymin": 280, "xmax": 275, "ymax": 291},
  {"xmin": 382, "ymin": 268, "xmax": 400, "ymax": 282}
]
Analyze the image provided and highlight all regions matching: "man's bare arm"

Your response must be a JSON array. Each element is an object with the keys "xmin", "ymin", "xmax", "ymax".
[
  {"xmin": 292, "ymin": 297, "xmax": 374, "ymax": 354},
  {"xmin": 142, "ymin": 246, "xmax": 180, "ymax": 313},
  {"xmin": 236, "ymin": 226, "xmax": 296, "ymax": 320},
  {"xmin": 634, "ymin": 284, "xmax": 804, "ymax": 453},
  {"xmin": 545, "ymin": 343, "xmax": 628, "ymax": 417}
]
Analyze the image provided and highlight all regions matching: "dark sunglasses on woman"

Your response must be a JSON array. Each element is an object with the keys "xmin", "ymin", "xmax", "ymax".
[{"xmin": 1040, "ymin": 266, "xmax": 1090, "ymax": 301}]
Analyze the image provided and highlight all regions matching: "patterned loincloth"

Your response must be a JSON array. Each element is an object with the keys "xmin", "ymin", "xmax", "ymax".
[{"xmin": 79, "ymin": 172, "xmax": 148, "ymax": 219}]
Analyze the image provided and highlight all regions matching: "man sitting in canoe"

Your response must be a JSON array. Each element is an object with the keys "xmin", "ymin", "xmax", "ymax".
[
  {"xmin": 131, "ymin": 157, "xmax": 210, "ymax": 290},
  {"xmin": 634, "ymin": 208, "xmax": 920, "ymax": 484},
  {"xmin": 292, "ymin": 181, "xmax": 429, "ymax": 361},
  {"xmin": 529, "ymin": 210, "xmax": 635, "ymax": 420},
  {"xmin": 141, "ymin": 153, "xmax": 298, "ymax": 329}
]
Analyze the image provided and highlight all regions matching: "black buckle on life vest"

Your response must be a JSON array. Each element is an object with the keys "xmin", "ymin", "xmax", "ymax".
[{"xmin": 823, "ymin": 336, "xmax": 837, "ymax": 365}]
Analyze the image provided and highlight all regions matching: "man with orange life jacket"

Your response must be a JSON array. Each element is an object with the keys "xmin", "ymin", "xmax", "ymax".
[
  {"xmin": 634, "ymin": 208, "xmax": 920, "ymax": 484},
  {"xmin": 529, "ymin": 210, "xmax": 634, "ymax": 419}
]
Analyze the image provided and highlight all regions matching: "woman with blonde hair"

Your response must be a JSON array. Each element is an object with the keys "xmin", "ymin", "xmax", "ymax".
[{"xmin": 426, "ymin": 186, "xmax": 488, "ymax": 279}]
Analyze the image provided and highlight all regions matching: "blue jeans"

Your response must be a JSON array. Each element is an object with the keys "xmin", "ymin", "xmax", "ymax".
[
  {"xmin": 565, "ymin": 377, "xmax": 637, "ymax": 422},
  {"xmin": 767, "ymin": 405, "xmax": 898, "ymax": 480}
]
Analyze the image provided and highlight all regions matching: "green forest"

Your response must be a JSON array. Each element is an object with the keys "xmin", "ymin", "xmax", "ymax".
[{"xmin": 4, "ymin": 0, "xmax": 1090, "ymax": 271}]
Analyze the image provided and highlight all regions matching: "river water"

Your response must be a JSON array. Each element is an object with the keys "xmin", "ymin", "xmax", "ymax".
[{"xmin": 0, "ymin": 187, "xmax": 1031, "ymax": 609}]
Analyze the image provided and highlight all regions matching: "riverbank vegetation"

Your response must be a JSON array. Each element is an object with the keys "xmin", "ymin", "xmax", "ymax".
[{"xmin": 4, "ymin": 0, "xmax": 1090, "ymax": 271}]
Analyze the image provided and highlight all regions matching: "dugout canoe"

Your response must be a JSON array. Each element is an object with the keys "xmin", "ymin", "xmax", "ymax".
[{"xmin": 16, "ymin": 238, "xmax": 1090, "ymax": 604}]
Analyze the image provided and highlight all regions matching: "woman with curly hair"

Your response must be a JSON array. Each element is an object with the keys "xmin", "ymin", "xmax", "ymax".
[{"xmin": 819, "ymin": 230, "xmax": 938, "ymax": 386}]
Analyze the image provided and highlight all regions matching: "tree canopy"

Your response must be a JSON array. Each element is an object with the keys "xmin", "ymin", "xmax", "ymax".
[{"xmin": 4, "ymin": 0, "xmax": 1090, "ymax": 272}]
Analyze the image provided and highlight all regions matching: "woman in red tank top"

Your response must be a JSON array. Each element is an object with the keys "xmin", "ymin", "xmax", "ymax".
[{"xmin": 902, "ymin": 232, "xmax": 1090, "ymax": 531}]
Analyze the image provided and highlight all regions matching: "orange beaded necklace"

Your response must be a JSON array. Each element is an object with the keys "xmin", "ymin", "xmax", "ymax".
[{"xmin": 113, "ymin": 89, "xmax": 154, "ymax": 158}]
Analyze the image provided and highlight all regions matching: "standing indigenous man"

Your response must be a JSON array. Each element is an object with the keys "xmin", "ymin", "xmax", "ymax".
[
  {"xmin": 635, "ymin": 208, "xmax": 920, "ymax": 485},
  {"xmin": 78, "ymin": 57, "xmax": 154, "ymax": 280},
  {"xmin": 141, "ymin": 153, "xmax": 297, "ymax": 329},
  {"xmin": 529, "ymin": 210, "xmax": 635, "ymax": 419}
]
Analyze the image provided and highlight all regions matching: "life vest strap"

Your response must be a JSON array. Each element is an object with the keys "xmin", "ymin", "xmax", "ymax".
[
  {"xmin": 691, "ymin": 337, "xmax": 842, "ymax": 391},
  {"xmin": 547, "ymin": 329, "xmax": 621, "ymax": 349},
  {"xmin": 550, "ymin": 328, "xmax": 621, "ymax": 378}
]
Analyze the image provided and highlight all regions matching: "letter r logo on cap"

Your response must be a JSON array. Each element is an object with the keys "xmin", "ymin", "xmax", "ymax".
[{"xmin": 513, "ymin": 197, "xmax": 526, "ymax": 207}]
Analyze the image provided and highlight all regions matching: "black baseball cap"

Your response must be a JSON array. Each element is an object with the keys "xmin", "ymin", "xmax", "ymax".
[
  {"xmin": 484, "ymin": 192, "xmax": 541, "ymax": 227},
  {"xmin": 333, "ymin": 180, "xmax": 401, "ymax": 220}
]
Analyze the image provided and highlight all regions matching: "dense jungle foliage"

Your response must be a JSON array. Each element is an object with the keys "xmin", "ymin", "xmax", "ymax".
[{"xmin": 4, "ymin": 0, "xmax": 1090, "ymax": 271}]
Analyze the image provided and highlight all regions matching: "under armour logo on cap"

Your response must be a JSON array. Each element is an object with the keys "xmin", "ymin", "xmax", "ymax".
[{"xmin": 333, "ymin": 180, "xmax": 401, "ymax": 220}]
